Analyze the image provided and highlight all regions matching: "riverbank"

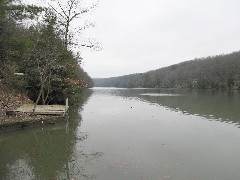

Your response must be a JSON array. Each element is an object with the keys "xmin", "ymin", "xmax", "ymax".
[{"xmin": 0, "ymin": 81, "xmax": 64, "ymax": 130}]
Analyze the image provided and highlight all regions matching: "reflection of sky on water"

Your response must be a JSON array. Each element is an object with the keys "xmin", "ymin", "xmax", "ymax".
[
  {"xmin": 141, "ymin": 93, "xmax": 181, "ymax": 96},
  {"xmin": 80, "ymin": 88, "xmax": 240, "ymax": 179},
  {"xmin": 138, "ymin": 95, "xmax": 227, "ymax": 123},
  {"xmin": 1, "ymin": 88, "xmax": 240, "ymax": 180},
  {"xmin": 92, "ymin": 88, "xmax": 240, "ymax": 126}
]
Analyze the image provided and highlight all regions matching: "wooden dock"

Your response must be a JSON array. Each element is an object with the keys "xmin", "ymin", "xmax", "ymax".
[
  {"xmin": 13, "ymin": 98, "xmax": 69, "ymax": 116},
  {"xmin": 1, "ymin": 99, "xmax": 69, "ymax": 131}
]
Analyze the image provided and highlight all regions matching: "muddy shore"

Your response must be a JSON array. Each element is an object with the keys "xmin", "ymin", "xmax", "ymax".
[{"xmin": 0, "ymin": 82, "xmax": 66, "ymax": 131}]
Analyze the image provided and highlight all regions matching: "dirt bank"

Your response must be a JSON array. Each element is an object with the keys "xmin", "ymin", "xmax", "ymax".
[{"xmin": 0, "ymin": 81, "xmax": 63, "ymax": 130}]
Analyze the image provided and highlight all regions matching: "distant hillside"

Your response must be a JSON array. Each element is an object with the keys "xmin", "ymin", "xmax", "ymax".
[{"xmin": 94, "ymin": 51, "xmax": 240, "ymax": 89}]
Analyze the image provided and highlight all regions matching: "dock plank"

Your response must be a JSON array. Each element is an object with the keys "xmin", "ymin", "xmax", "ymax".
[{"xmin": 15, "ymin": 104, "xmax": 67, "ymax": 115}]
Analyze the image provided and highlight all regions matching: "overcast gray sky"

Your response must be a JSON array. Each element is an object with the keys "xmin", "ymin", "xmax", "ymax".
[{"xmin": 79, "ymin": 0, "xmax": 240, "ymax": 78}]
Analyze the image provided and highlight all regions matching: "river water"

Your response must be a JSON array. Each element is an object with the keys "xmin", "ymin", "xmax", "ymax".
[{"xmin": 1, "ymin": 88, "xmax": 240, "ymax": 180}]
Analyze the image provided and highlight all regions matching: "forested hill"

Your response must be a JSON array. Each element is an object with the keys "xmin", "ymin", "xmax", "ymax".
[{"xmin": 94, "ymin": 51, "xmax": 240, "ymax": 89}]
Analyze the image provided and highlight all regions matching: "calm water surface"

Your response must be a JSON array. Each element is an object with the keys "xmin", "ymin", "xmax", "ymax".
[{"xmin": 1, "ymin": 88, "xmax": 240, "ymax": 180}]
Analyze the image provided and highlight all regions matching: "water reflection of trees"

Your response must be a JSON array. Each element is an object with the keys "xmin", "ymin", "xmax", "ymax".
[
  {"xmin": 0, "ymin": 89, "xmax": 102, "ymax": 180},
  {"xmin": 113, "ymin": 88, "xmax": 240, "ymax": 125}
]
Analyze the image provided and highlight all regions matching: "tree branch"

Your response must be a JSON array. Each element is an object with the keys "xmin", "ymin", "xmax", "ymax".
[{"xmin": 50, "ymin": 5, "xmax": 66, "ymax": 20}]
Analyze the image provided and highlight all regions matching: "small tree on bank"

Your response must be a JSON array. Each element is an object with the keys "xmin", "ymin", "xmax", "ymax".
[{"xmin": 26, "ymin": 28, "xmax": 60, "ymax": 109}]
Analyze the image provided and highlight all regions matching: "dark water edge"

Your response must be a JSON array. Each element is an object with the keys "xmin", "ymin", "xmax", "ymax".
[
  {"xmin": 0, "ymin": 117, "xmax": 67, "ymax": 133},
  {"xmin": 1, "ymin": 88, "xmax": 240, "ymax": 180}
]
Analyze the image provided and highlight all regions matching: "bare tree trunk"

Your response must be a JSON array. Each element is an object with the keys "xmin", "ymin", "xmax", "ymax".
[
  {"xmin": 44, "ymin": 83, "xmax": 51, "ymax": 105},
  {"xmin": 64, "ymin": 20, "xmax": 69, "ymax": 47},
  {"xmin": 41, "ymin": 90, "xmax": 45, "ymax": 105},
  {"xmin": 33, "ymin": 77, "xmax": 44, "ymax": 112}
]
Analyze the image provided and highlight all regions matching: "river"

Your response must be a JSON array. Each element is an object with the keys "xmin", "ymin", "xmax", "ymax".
[{"xmin": 1, "ymin": 88, "xmax": 240, "ymax": 180}]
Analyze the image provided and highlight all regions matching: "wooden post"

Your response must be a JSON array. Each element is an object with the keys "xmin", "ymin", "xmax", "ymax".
[{"xmin": 65, "ymin": 98, "xmax": 69, "ymax": 113}]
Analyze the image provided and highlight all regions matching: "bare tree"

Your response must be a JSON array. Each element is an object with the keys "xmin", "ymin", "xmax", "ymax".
[
  {"xmin": 49, "ymin": 0, "xmax": 98, "ymax": 48},
  {"xmin": 26, "ymin": 27, "xmax": 60, "ymax": 111}
]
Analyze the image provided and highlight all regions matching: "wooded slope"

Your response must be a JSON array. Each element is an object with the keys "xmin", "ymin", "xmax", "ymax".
[
  {"xmin": 94, "ymin": 51, "xmax": 240, "ymax": 89},
  {"xmin": 0, "ymin": 0, "xmax": 93, "ymax": 105}
]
